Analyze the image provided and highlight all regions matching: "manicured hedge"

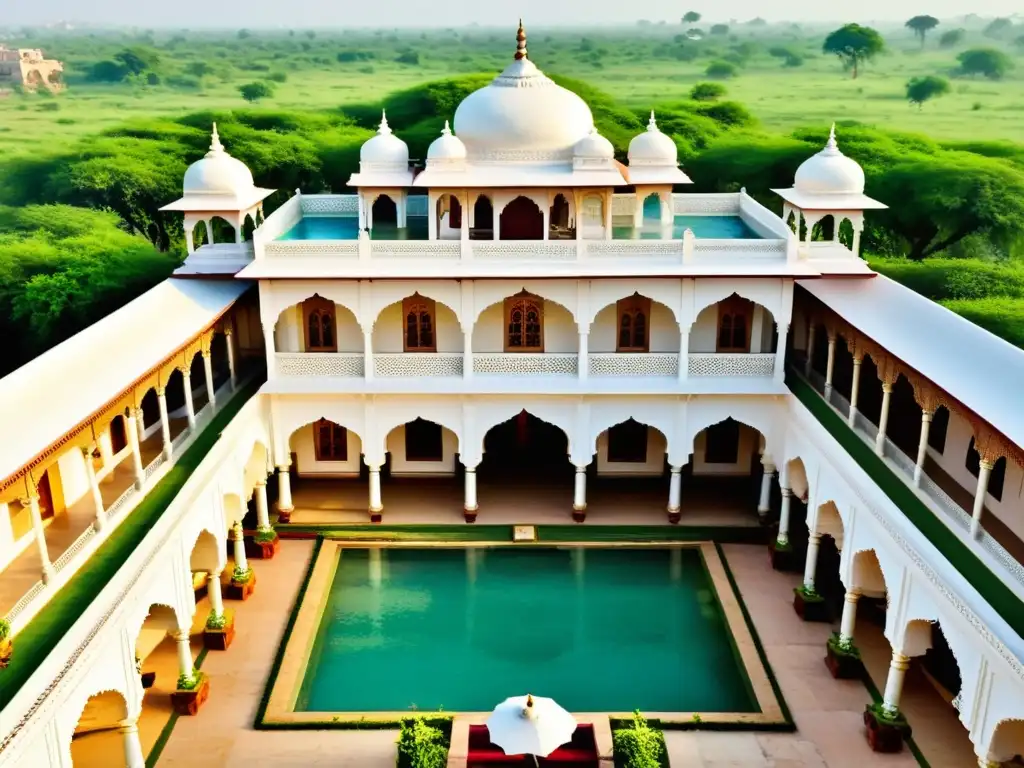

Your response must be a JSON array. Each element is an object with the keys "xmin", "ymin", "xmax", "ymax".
[
  {"xmin": 0, "ymin": 379, "xmax": 259, "ymax": 708},
  {"xmin": 789, "ymin": 375, "xmax": 1024, "ymax": 638}
]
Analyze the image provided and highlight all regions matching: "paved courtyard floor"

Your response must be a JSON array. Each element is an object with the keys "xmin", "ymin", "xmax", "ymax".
[{"xmin": 141, "ymin": 540, "xmax": 974, "ymax": 768}]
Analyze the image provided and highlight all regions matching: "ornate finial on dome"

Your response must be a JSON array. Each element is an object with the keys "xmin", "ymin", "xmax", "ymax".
[
  {"xmin": 647, "ymin": 110, "xmax": 659, "ymax": 132},
  {"xmin": 442, "ymin": 120, "xmax": 452, "ymax": 136},
  {"xmin": 378, "ymin": 110, "xmax": 392, "ymax": 135},
  {"xmin": 208, "ymin": 122, "xmax": 224, "ymax": 155},
  {"xmin": 827, "ymin": 123, "xmax": 837, "ymax": 149},
  {"xmin": 515, "ymin": 19, "xmax": 528, "ymax": 60}
]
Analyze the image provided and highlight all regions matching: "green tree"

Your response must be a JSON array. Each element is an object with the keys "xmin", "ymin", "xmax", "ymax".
[
  {"xmin": 113, "ymin": 47, "xmax": 161, "ymax": 76},
  {"xmin": 983, "ymin": 17, "xmax": 1013, "ymax": 39},
  {"xmin": 705, "ymin": 60, "xmax": 738, "ymax": 79},
  {"xmin": 185, "ymin": 61, "xmax": 213, "ymax": 78},
  {"xmin": 822, "ymin": 24, "xmax": 885, "ymax": 78},
  {"xmin": 238, "ymin": 81, "xmax": 275, "ymax": 102},
  {"xmin": 906, "ymin": 75, "xmax": 950, "ymax": 109},
  {"xmin": 905, "ymin": 15, "xmax": 940, "ymax": 47},
  {"xmin": 86, "ymin": 60, "xmax": 128, "ymax": 83},
  {"xmin": 1013, "ymin": 34, "xmax": 1024, "ymax": 50},
  {"xmin": 938, "ymin": 28, "xmax": 966, "ymax": 48},
  {"xmin": 690, "ymin": 82, "xmax": 727, "ymax": 100},
  {"xmin": 710, "ymin": 23, "xmax": 729, "ymax": 35},
  {"xmin": 237, "ymin": 29, "xmax": 251, "ymax": 39},
  {"xmin": 957, "ymin": 48, "xmax": 1014, "ymax": 80},
  {"xmin": 682, "ymin": 11, "xmax": 701, "ymax": 23}
]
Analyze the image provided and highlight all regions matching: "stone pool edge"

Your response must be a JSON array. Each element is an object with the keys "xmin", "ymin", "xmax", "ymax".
[{"xmin": 256, "ymin": 538, "xmax": 791, "ymax": 729}]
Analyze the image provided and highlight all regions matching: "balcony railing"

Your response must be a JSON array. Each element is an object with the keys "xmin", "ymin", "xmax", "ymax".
[{"xmin": 274, "ymin": 352, "xmax": 777, "ymax": 380}]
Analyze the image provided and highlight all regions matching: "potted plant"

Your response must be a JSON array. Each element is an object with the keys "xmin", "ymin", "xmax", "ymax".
[
  {"xmin": 0, "ymin": 618, "xmax": 12, "ymax": 669},
  {"xmin": 249, "ymin": 527, "xmax": 279, "ymax": 559},
  {"xmin": 863, "ymin": 702, "xmax": 910, "ymax": 753},
  {"xmin": 170, "ymin": 670, "xmax": 210, "ymax": 716},
  {"xmin": 825, "ymin": 633, "xmax": 864, "ymax": 679},
  {"xmin": 793, "ymin": 585, "xmax": 829, "ymax": 622},
  {"xmin": 769, "ymin": 539, "xmax": 800, "ymax": 572},
  {"xmin": 225, "ymin": 564, "xmax": 256, "ymax": 601},
  {"xmin": 136, "ymin": 655, "xmax": 156, "ymax": 688},
  {"xmin": 203, "ymin": 610, "xmax": 235, "ymax": 651}
]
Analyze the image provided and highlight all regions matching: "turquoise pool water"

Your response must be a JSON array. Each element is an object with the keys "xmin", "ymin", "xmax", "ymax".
[
  {"xmin": 297, "ymin": 547, "xmax": 756, "ymax": 713},
  {"xmin": 276, "ymin": 215, "xmax": 761, "ymax": 241}
]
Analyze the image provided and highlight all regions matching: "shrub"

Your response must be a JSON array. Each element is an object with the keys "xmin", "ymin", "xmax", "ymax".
[
  {"xmin": 37, "ymin": 101, "xmax": 60, "ymax": 112},
  {"xmin": 267, "ymin": 71, "xmax": 288, "ymax": 83},
  {"xmin": 0, "ymin": 618, "xmax": 10, "ymax": 641},
  {"xmin": 238, "ymin": 81, "xmax": 274, "ymax": 102},
  {"xmin": 396, "ymin": 51, "xmax": 421, "ymax": 65},
  {"xmin": 397, "ymin": 718, "xmax": 448, "ymax": 768},
  {"xmin": 941, "ymin": 298, "xmax": 1024, "ymax": 350},
  {"xmin": 689, "ymin": 82, "xmax": 726, "ymax": 101},
  {"xmin": 612, "ymin": 711, "xmax": 665, "ymax": 768},
  {"xmin": 704, "ymin": 60, "xmax": 738, "ymax": 79},
  {"xmin": 957, "ymin": 48, "xmax": 1014, "ymax": 80}
]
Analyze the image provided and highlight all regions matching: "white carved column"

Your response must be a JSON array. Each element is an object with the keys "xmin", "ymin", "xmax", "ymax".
[
  {"xmin": 838, "ymin": 588, "xmax": 860, "ymax": 646},
  {"xmin": 363, "ymin": 328, "xmax": 374, "ymax": 381},
  {"xmin": 824, "ymin": 331, "xmax": 837, "ymax": 400},
  {"xmin": 126, "ymin": 410, "xmax": 145, "ymax": 489},
  {"xmin": 667, "ymin": 466, "xmax": 683, "ymax": 523},
  {"xmin": 119, "ymin": 720, "xmax": 146, "ymax": 768},
  {"xmin": 804, "ymin": 322, "xmax": 816, "ymax": 377},
  {"xmin": 875, "ymin": 381, "xmax": 893, "ymax": 457},
  {"xmin": 173, "ymin": 628, "xmax": 195, "ymax": 685},
  {"xmin": 971, "ymin": 460, "xmax": 995, "ymax": 538},
  {"xmin": 464, "ymin": 465, "xmax": 478, "ymax": 522},
  {"xmin": 848, "ymin": 353, "xmax": 863, "ymax": 427},
  {"xmin": 262, "ymin": 323, "xmax": 276, "ymax": 378},
  {"xmin": 881, "ymin": 651, "xmax": 911, "ymax": 716},
  {"xmin": 802, "ymin": 532, "xmax": 821, "ymax": 590},
  {"xmin": 225, "ymin": 328, "xmax": 237, "ymax": 390},
  {"xmin": 678, "ymin": 324, "xmax": 690, "ymax": 381},
  {"xmin": 133, "ymin": 406, "xmax": 146, "ymax": 443},
  {"xmin": 202, "ymin": 349, "xmax": 216, "ymax": 412},
  {"xmin": 277, "ymin": 464, "xmax": 294, "ymax": 520},
  {"xmin": 208, "ymin": 567, "xmax": 224, "ymax": 621},
  {"xmin": 231, "ymin": 520, "xmax": 249, "ymax": 574},
  {"xmin": 776, "ymin": 487, "xmax": 792, "ymax": 546},
  {"xmin": 913, "ymin": 409, "xmax": 934, "ymax": 486},
  {"xmin": 773, "ymin": 323, "xmax": 789, "ymax": 382},
  {"xmin": 572, "ymin": 465, "xmax": 588, "ymax": 522},
  {"xmin": 182, "ymin": 370, "xmax": 196, "ymax": 429},
  {"xmin": 24, "ymin": 493, "xmax": 56, "ymax": 583},
  {"xmin": 578, "ymin": 331, "xmax": 589, "ymax": 381},
  {"xmin": 156, "ymin": 386, "xmax": 173, "ymax": 461},
  {"xmin": 368, "ymin": 465, "xmax": 383, "ymax": 522},
  {"xmin": 254, "ymin": 479, "xmax": 271, "ymax": 531},
  {"xmin": 757, "ymin": 461, "xmax": 775, "ymax": 519},
  {"xmin": 82, "ymin": 446, "xmax": 107, "ymax": 531},
  {"xmin": 463, "ymin": 328, "xmax": 473, "ymax": 380}
]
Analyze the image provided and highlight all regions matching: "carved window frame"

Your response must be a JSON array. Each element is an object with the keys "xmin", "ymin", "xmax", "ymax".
[
  {"xmin": 616, "ymin": 295, "xmax": 652, "ymax": 353},
  {"xmin": 504, "ymin": 292, "xmax": 545, "ymax": 353},
  {"xmin": 403, "ymin": 295, "xmax": 437, "ymax": 353}
]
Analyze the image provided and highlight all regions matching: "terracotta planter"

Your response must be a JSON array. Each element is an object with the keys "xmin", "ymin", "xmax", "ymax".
[
  {"xmin": 369, "ymin": 512, "xmax": 382, "ymax": 524},
  {"xmin": 769, "ymin": 542, "xmax": 801, "ymax": 573},
  {"xmin": 225, "ymin": 571, "xmax": 257, "ymax": 601},
  {"xmin": 277, "ymin": 508, "xmax": 292, "ymax": 524},
  {"xmin": 825, "ymin": 643, "xmax": 864, "ymax": 679},
  {"xmin": 464, "ymin": 510, "xmax": 478, "ymax": 523},
  {"xmin": 863, "ymin": 708, "xmax": 908, "ymax": 753},
  {"xmin": 203, "ymin": 613, "xmax": 236, "ymax": 651},
  {"xmin": 0, "ymin": 639, "xmax": 13, "ymax": 669},
  {"xmin": 572, "ymin": 510, "xmax": 586, "ymax": 523},
  {"xmin": 793, "ymin": 589, "xmax": 830, "ymax": 622},
  {"xmin": 141, "ymin": 671, "xmax": 156, "ymax": 689},
  {"xmin": 247, "ymin": 535, "xmax": 279, "ymax": 560},
  {"xmin": 667, "ymin": 511, "xmax": 681, "ymax": 525},
  {"xmin": 171, "ymin": 675, "xmax": 210, "ymax": 716}
]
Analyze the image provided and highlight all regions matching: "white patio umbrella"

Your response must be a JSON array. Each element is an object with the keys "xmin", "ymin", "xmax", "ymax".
[{"xmin": 486, "ymin": 693, "xmax": 577, "ymax": 763}]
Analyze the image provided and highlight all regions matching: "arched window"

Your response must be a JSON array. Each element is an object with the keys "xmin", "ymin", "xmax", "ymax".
[
  {"xmin": 608, "ymin": 420, "xmax": 649, "ymax": 463},
  {"xmin": 403, "ymin": 295, "xmax": 436, "ymax": 352},
  {"xmin": 314, "ymin": 419, "xmax": 348, "ymax": 462},
  {"xmin": 504, "ymin": 292, "xmax": 544, "ymax": 352},
  {"xmin": 716, "ymin": 296, "xmax": 752, "ymax": 353},
  {"xmin": 303, "ymin": 296, "xmax": 337, "ymax": 352},
  {"xmin": 705, "ymin": 419, "xmax": 740, "ymax": 464},
  {"xmin": 965, "ymin": 438, "xmax": 1007, "ymax": 502},
  {"xmin": 616, "ymin": 296, "xmax": 651, "ymax": 352}
]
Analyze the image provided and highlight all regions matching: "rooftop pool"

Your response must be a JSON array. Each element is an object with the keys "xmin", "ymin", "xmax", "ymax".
[
  {"xmin": 275, "ymin": 215, "xmax": 763, "ymax": 242},
  {"xmin": 296, "ymin": 546, "xmax": 756, "ymax": 713}
]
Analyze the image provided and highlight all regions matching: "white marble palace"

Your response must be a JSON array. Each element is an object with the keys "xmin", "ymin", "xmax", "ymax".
[{"xmin": 1, "ymin": 23, "xmax": 1024, "ymax": 768}]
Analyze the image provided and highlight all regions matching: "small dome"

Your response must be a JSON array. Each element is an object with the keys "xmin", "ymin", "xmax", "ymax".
[
  {"xmin": 427, "ymin": 121, "xmax": 467, "ymax": 163},
  {"xmin": 183, "ymin": 124, "xmax": 256, "ymax": 195},
  {"xmin": 628, "ymin": 112, "xmax": 678, "ymax": 166},
  {"xmin": 452, "ymin": 22, "xmax": 595, "ymax": 158},
  {"xmin": 794, "ymin": 125, "xmax": 865, "ymax": 195},
  {"xmin": 360, "ymin": 111, "xmax": 409, "ymax": 166},
  {"xmin": 574, "ymin": 128, "xmax": 614, "ymax": 160}
]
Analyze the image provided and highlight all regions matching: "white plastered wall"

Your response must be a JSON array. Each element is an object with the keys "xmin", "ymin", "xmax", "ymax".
[
  {"xmin": 595, "ymin": 428, "xmax": 667, "ymax": 475},
  {"xmin": 385, "ymin": 425, "xmax": 458, "ymax": 475},
  {"xmin": 290, "ymin": 424, "xmax": 362, "ymax": 477},
  {"xmin": 275, "ymin": 303, "xmax": 361, "ymax": 353},
  {"xmin": 589, "ymin": 302, "xmax": 678, "ymax": 353},
  {"xmin": 373, "ymin": 301, "xmax": 462, "ymax": 353},
  {"xmin": 471, "ymin": 299, "xmax": 576, "ymax": 353},
  {"xmin": 691, "ymin": 423, "xmax": 759, "ymax": 475}
]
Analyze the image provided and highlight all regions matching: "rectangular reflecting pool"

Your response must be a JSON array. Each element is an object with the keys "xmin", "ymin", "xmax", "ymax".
[{"xmin": 296, "ymin": 546, "xmax": 756, "ymax": 713}]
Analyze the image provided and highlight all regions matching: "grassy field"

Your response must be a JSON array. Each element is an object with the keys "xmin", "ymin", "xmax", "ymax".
[{"xmin": 1, "ymin": 22, "xmax": 1022, "ymax": 160}]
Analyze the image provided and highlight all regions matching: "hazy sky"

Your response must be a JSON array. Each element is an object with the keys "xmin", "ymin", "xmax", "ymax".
[{"xmin": 6, "ymin": 0, "xmax": 1022, "ymax": 28}]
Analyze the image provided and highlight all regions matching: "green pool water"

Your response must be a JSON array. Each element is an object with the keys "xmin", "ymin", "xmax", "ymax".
[{"xmin": 297, "ymin": 547, "xmax": 756, "ymax": 713}]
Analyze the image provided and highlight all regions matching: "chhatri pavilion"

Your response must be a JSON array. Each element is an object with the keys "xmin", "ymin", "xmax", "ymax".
[{"xmin": 0, "ymin": 22, "xmax": 1023, "ymax": 768}]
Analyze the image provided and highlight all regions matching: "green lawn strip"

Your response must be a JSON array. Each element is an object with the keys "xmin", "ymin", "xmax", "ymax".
[
  {"xmin": 788, "ymin": 375, "xmax": 1024, "ymax": 639},
  {"xmin": 144, "ymin": 647, "xmax": 209, "ymax": 768},
  {"xmin": 859, "ymin": 667, "xmax": 932, "ymax": 768},
  {"xmin": 0, "ymin": 380, "xmax": 259, "ymax": 709}
]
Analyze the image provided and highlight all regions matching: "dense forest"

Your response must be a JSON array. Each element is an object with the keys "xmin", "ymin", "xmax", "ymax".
[{"xmin": 1, "ymin": 22, "xmax": 1024, "ymax": 372}]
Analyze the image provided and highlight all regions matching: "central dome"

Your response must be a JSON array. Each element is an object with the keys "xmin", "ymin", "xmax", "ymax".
[
  {"xmin": 453, "ymin": 23, "xmax": 594, "ymax": 159},
  {"xmin": 794, "ymin": 125, "xmax": 865, "ymax": 195}
]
